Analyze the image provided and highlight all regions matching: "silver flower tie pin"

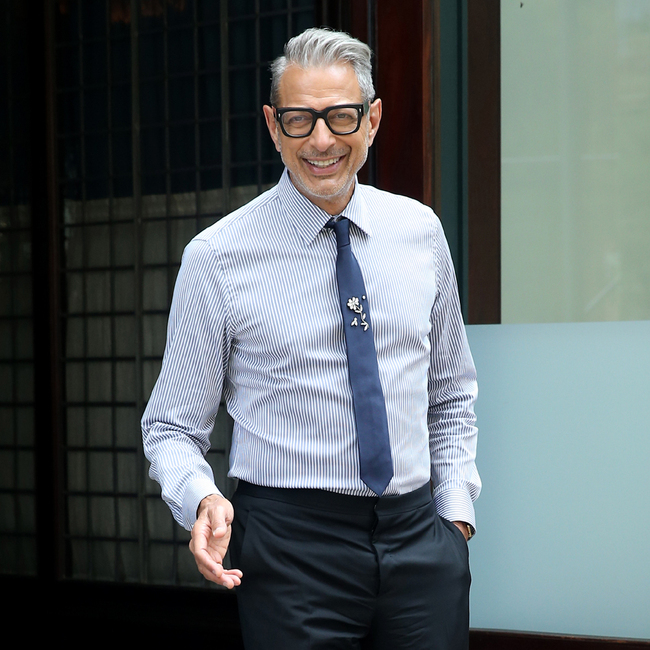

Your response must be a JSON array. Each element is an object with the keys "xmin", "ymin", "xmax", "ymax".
[{"xmin": 346, "ymin": 295, "xmax": 369, "ymax": 331}]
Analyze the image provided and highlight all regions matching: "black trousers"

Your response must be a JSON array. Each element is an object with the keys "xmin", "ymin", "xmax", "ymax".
[{"xmin": 230, "ymin": 482, "xmax": 470, "ymax": 650}]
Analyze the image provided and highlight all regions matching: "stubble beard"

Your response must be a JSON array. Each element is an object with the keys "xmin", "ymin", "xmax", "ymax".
[{"xmin": 278, "ymin": 134, "xmax": 369, "ymax": 208}]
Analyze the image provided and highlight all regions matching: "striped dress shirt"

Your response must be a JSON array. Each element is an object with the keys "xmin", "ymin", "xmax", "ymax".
[{"xmin": 142, "ymin": 169, "xmax": 481, "ymax": 531}]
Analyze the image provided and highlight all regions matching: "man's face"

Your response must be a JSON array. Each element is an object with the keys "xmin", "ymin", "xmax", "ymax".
[{"xmin": 263, "ymin": 63, "xmax": 382, "ymax": 215}]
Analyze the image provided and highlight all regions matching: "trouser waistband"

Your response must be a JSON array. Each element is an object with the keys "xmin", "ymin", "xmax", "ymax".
[{"xmin": 235, "ymin": 481, "xmax": 432, "ymax": 515}]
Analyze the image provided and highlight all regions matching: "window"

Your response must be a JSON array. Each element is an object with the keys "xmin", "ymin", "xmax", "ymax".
[
  {"xmin": 0, "ymin": 0, "xmax": 36, "ymax": 576},
  {"xmin": 53, "ymin": 0, "xmax": 317, "ymax": 585},
  {"xmin": 501, "ymin": 0, "xmax": 650, "ymax": 323}
]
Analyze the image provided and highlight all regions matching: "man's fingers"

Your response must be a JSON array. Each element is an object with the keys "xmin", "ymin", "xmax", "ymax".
[
  {"xmin": 191, "ymin": 495, "xmax": 241, "ymax": 586},
  {"xmin": 193, "ymin": 547, "xmax": 226, "ymax": 581},
  {"xmin": 211, "ymin": 516, "xmax": 228, "ymax": 537},
  {"xmin": 195, "ymin": 554, "xmax": 242, "ymax": 588},
  {"xmin": 189, "ymin": 522, "xmax": 215, "ymax": 560},
  {"xmin": 220, "ymin": 569, "xmax": 243, "ymax": 589},
  {"xmin": 206, "ymin": 502, "xmax": 232, "ymax": 538}
]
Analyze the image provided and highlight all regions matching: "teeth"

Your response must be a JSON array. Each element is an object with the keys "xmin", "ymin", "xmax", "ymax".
[{"xmin": 307, "ymin": 157, "xmax": 341, "ymax": 168}]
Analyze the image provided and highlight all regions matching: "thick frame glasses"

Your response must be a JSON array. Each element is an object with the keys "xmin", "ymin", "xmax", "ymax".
[{"xmin": 274, "ymin": 101, "xmax": 370, "ymax": 138}]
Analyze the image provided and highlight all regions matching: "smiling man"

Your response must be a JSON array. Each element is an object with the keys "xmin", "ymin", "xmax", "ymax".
[
  {"xmin": 263, "ymin": 63, "xmax": 379, "ymax": 214},
  {"xmin": 142, "ymin": 27, "xmax": 480, "ymax": 649}
]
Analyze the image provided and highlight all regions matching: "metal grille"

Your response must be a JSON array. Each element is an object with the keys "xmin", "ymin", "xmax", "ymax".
[
  {"xmin": 0, "ymin": 0, "xmax": 36, "ymax": 576},
  {"xmin": 54, "ymin": 0, "xmax": 316, "ymax": 585}
]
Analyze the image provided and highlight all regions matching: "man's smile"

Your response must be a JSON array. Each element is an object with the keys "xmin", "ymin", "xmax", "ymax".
[{"xmin": 304, "ymin": 155, "xmax": 343, "ymax": 169}]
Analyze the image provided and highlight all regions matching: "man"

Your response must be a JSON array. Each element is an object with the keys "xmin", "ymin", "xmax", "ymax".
[{"xmin": 142, "ymin": 27, "xmax": 480, "ymax": 649}]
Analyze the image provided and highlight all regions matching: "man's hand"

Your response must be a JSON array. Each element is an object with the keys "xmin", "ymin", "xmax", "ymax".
[
  {"xmin": 189, "ymin": 494, "xmax": 243, "ymax": 588},
  {"xmin": 453, "ymin": 521, "xmax": 470, "ymax": 542}
]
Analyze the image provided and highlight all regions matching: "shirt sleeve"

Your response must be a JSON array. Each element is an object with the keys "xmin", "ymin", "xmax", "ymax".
[
  {"xmin": 427, "ymin": 219, "xmax": 481, "ymax": 530},
  {"xmin": 141, "ymin": 238, "xmax": 232, "ymax": 531}
]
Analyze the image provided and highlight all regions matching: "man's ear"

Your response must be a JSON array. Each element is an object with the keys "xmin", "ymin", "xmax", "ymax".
[
  {"xmin": 263, "ymin": 105, "xmax": 282, "ymax": 153},
  {"xmin": 366, "ymin": 98, "xmax": 382, "ymax": 147}
]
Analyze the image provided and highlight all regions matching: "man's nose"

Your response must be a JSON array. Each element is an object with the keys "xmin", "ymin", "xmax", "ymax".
[{"xmin": 308, "ymin": 117, "xmax": 337, "ymax": 150}]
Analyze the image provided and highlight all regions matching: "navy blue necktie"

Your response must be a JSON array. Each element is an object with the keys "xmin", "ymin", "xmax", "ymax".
[{"xmin": 328, "ymin": 217, "xmax": 393, "ymax": 496}]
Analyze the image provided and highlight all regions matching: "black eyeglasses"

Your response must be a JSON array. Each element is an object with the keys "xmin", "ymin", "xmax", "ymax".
[{"xmin": 273, "ymin": 102, "xmax": 370, "ymax": 138}]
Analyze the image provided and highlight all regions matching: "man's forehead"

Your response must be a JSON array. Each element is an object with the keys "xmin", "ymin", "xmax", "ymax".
[{"xmin": 276, "ymin": 63, "xmax": 363, "ymax": 106}]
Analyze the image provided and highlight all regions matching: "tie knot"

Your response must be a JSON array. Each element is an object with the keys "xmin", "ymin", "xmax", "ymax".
[{"xmin": 327, "ymin": 217, "xmax": 350, "ymax": 248}]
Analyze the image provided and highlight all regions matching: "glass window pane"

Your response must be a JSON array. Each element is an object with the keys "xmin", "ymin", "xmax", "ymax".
[
  {"xmin": 48, "ymin": 0, "xmax": 319, "ymax": 586},
  {"xmin": 501, "ymin": 0, "xmax": 650, "ymax": 323}
]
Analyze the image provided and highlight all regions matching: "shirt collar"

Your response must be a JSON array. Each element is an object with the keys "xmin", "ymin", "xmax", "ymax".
[{"xmin": 276, "ymin": 168, "xmax": 372, "ymax": 244}]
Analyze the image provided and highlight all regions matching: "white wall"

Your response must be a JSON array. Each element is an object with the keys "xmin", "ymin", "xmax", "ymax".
[{"xmin": 466, "ymin": 321, "xmax": 650, "ymax": 639}]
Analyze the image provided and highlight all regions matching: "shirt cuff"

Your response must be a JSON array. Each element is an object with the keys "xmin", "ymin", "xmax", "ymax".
[
  {"xmin": 182, "ymin": 477, "xmax": 223, "ymax": 530},
  {"xmin": 433, "ymin": 486, "xmax": 477, "ymax": 532}
]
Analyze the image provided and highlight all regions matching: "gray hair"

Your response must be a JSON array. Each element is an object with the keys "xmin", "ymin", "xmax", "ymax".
[{"xmin": 269, "ymin": 27, "xmax": 375, "ymax": 106}]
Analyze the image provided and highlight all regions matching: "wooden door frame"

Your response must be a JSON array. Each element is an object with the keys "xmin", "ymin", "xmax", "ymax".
[{"xmin": 338, "ymin": 0, "xmax": 501, "ymax": 324}]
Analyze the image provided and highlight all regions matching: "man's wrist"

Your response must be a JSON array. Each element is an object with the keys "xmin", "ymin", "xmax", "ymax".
[
  {"xmin": 184, "ymin": 478, "xmax": 223, "ymax": 530},
  {"xmin": 197, "ymin": 493, "xmax": 221, "ymax": 518},
  {"xmin": 453, "ymin": 520, "xmax": 474, "ymax": 541},
  {"xmin": 433, "ymin": 486, "xmax": 476, "ymax": 533}
]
